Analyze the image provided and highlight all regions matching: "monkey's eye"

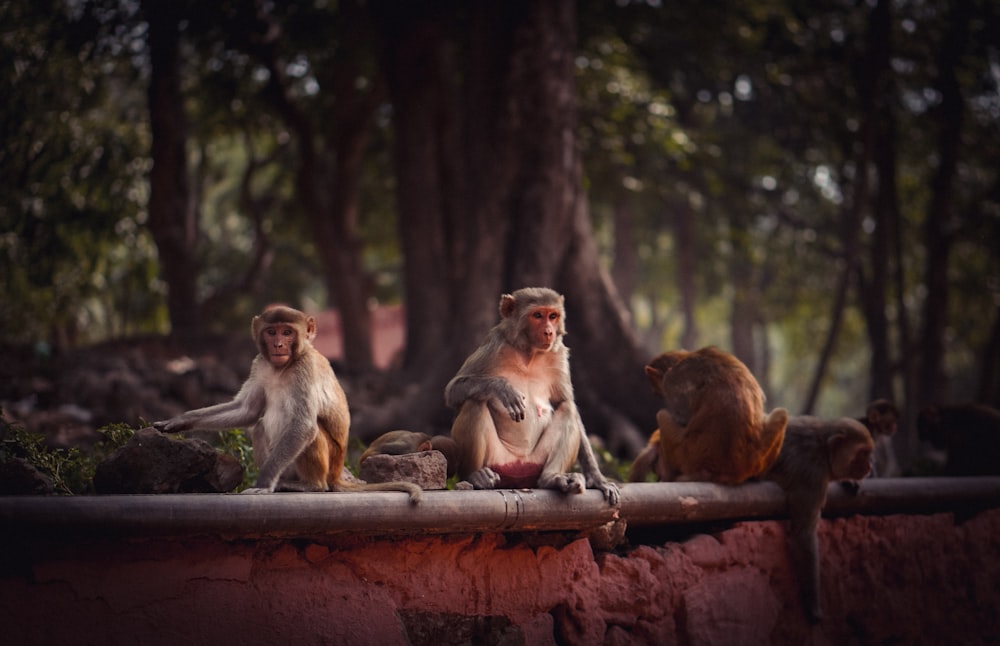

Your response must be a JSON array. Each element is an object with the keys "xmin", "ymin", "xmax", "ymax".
[
  {"xmin": 532, "ymin": 311, "xmax": 544, "ymax": 319},
  {"xmin": 281, "ymin": 328, "xmax": 294, "ymax": 337},
  {"xmin": 549, "ymin": 312, "xmax": 559, "ymax": 321}
]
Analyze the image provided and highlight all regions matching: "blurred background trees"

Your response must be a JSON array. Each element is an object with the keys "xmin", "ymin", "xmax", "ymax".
[{"xmin": 2, "ymin": 0, "xmax": 997, "ymax": 465}]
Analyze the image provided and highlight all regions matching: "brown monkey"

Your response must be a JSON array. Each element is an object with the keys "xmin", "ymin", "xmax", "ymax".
[
  {"xmin": 360, "ymin": 430, "xmax": 458, "ymax": 477},
  {"xmin": 445, "ymin": 287, "xmax": 620, "ymax": 504},
  {"xmin": 628, "ymin": 347, "xmax": 787, "ymax": 484},
  {"xmin": 154, "ymin": 306, "xmax": 421, "ymax": 502},
  {"xmin": 918, "ymin": 403, "xmax": 1000, "ymax": 476},
  {"xmin": 761, "ymin": 415, "xmax": 873, "ymax": 623},
  {"xmin": 857, "ymin": 399, "xmax": 900, "ymax": 477}
]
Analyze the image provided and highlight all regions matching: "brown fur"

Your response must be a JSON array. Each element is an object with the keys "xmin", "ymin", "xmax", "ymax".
[
  {"xmin": 761, "ymin": 415, "xmax": 873, "ymax": 622},
  {"xmin": 155, "ymin": 306, "xmax": 421, "ymax": 502},
  {"xmin": 629, "ymin": 346, "xmax": 787, "ymax": 485},
  {"xmin": 445, "ymin": 287, "xmax": 619, "ymax": 504}
]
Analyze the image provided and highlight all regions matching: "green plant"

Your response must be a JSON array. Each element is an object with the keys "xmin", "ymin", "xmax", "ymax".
[
  {"xmin": 213, "ymin": 428, "xmax": 257, "ymax": 491},
  {"xmin": 0, "ymin": 412, "xmax": 140, "ymax": 495}
]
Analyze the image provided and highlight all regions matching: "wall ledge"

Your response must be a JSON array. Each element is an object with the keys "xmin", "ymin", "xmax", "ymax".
[{"xmin": 2, "ymin": 476, "xmax": 999, "ymax": 540}]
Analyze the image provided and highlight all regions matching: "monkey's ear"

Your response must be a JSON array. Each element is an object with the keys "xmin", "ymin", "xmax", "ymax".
[
  {"xmin": 304, "ymin": 316, "xmax": 317, "ymax": 342},
  {"xmin": 251, "ymin": 315, "xmax": 262, "ymax": 340},
  {"xmin": 645, "ymin": 365, "xmax": 665, "ymax": 394},
  {"xmin": 499, "ymin": 294, "xmax": 517, "ymax": 318},
  {"xmin": 826, "ymin": 432, "xmax": 849, "ymax": 454}
]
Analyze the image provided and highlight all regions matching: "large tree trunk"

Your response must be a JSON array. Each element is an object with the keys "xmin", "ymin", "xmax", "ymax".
[
  {"xmin": 244, "ymin": 2, "xmax": 378, "ymax": 370},
  {"xmin": 143, "ymin": 1, "xmax": 198, "ymax": 337},
  {"xmin": 365, "ymin": 0, "xmax": 655, "ymax": 456},
  {"xmin": 858, "ymin": 0, "xmax": 895, "ymax": 405},
  {"xmin": 381, "ymin": 5, "xmax": 460, "ymax": 376}
]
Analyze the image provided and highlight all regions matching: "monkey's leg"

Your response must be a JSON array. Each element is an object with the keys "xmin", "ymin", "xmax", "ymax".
[
  {"xmin": 628, "ymin": 435, "xmax": 660, "ymax": 482},
  {"xmin": 533, "ymin": 404, "xmax": 587, "ymax": 495},
  {"xmin": 756, "ymin": 408, "xmax": 789, "ymax": 473},
  {"xmin": 286, "ymin": 432, "xmax": 331, "ymax": 492},
  {"xmin": 246, "ymin": 423, "xmax": 321, "ymax": 493},
  {"xmin": 654, "ymin": 409, "xmax": 688, "ymax": 481},
  {"xmin": 450, "ymin": 402, "xmax": 502, "ymax": 489}
]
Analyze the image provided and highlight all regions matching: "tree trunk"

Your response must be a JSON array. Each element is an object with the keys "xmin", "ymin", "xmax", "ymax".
[
  {"xmin": 917, "ymin": 2, "xmax": 967, "ymax": 407},
  {"xmin": 674, "ymin": 206, "xmax": 698, "ymax": 350},
  {"xmin": 245, "ymin": 2, "xmax": 378, "ymax": 370},
  {"xmin": 611, "ymin": 199, "xmax": 638, "ymax": 310},
  {"xmin": 381, "ymin": 6, "xmax": 459, "ymax": 375},
  {"xmin": 858, "ymin": 0, "xmax": 895, "ymax": 404},
  {"xmin": 365, "ymin": 0, "xmax": 656, "ymax": 456},
  {"xmin": 143, "ymin": 1, "xmax": 198, "ymax": 337}
]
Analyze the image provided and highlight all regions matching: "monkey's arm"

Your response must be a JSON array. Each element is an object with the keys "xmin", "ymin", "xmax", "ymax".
[
  {"xmin": 445, "ymin": 374, "xmax": 526, "ymax": 422},
  {"xmin": 154, "ymin": 376, "xmax": 266, "ymax": 433},
  {"xmin": 576, "ymin": 432, "xmax": 621, "ymax": 505},
  {"xmin": 784, "ymin": 484, "xmax": 828, "ymax": 623}
]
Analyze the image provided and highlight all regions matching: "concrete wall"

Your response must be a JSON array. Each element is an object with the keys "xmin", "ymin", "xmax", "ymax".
[{"xmin": 3, "ymin": 508, "xmax": 999, "ymax": 645}]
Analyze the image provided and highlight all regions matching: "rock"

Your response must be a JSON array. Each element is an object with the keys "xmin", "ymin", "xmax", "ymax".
[
  {"xmin": 586, "ymin": 518, "xmax": 628, "ymax": 551},
  {"xmin": 0, "ymin": 457, "xmax": 56, "ymax": 495},
  {"xmin": 358, "ymin": 450, "xmax": 447, "ymax": 490},
  {"xmin": 93, "ymin": 427, "xmax": 243, "ymax": 494}
]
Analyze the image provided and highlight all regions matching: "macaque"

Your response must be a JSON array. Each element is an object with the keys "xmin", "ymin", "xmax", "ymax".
[
  {"xmin": 761, "ymin": 416, "xmax": 874, "ymax": 623},
  {"xmin": 628, "ymin": 347, "xmax": 787, "ymax": 485},
  {"xmin": 857, "ymin": 399, "xmax": 900, "ymax": 477},
  {"xmin": 154, "ymin": 306, "xmax": 421, "ymax": 502},
  {"xmin": 444, "ymin": 287, "xmax": 620, "ymax": 505},
  {"xmin": 360, "ymin": 430, "xmax": 458, "ymax": 478},
  {"xmin": 918, "ymin": 403, "xmax": 1000, "ymax": 476}
]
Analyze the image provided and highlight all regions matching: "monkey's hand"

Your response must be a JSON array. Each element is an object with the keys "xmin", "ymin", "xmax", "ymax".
[
  {"xmin": 238, "ymin": 487, "xmax": 272, "ymax": 494},
  {"xmin": 495, "ymin": 384, "xmax": 528, "ymax": 422},
  {"xmin": 152, "ymin": 418, "xmax": 190, "ymax": 433},
  {"xmin": 838, "ymin": 480, "xmax": 861, "ymax": 495},
  {"xmin": 465, "ymin": 467, "xmax": 502, "ymax": 490},
  {"xmin": 588, "ymin": 477, "xmax": 621, "ymax": 506}
]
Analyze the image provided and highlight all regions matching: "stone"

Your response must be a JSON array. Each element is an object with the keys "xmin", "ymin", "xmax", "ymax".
[
  {"xmin": 93, "ymin": 427, "xmax": 243, "ymax": 494},
  {"xmin": 0, "ymin": 457, "xmax": 56, "ymax": 495},
  {"xmin": 359, "ymin": 450, "xmax": 447, "ymax": 490}
]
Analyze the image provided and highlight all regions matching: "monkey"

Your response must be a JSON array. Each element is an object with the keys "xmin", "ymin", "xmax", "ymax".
[
  {"xmin": 857, "ymin": 399, "xmax": 901, "ymax": 477},
  {"xmin": 917, "ymin": 403, "xmax": 1000, "ymax": 476},
  {"xmin": 628, "ymin": 347, "xmax": 787, "ymax": 485},
  {"xmin": 153, "ymin": 306, "xmax": 421, "ymax": 502},
  {"xmin": 444, "ymin": 287, "xmax": 620, "ymax": 505},
  {"xmin": 760, "ymin": 415, "xmax": 873, "ymax": 623},
  {"xmin": 360, "ymin": 430, "xmax": 458, "ymax": 478}
]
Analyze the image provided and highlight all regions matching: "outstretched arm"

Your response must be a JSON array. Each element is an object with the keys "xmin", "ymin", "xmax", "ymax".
[{"xmin": 154, "ymin": 373, "xmax": 266, "ymax": 432}]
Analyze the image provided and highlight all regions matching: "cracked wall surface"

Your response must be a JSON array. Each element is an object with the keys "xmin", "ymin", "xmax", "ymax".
[{"xmin": 3, "ymin": 509, "xmax": 999, "ymax": 645}]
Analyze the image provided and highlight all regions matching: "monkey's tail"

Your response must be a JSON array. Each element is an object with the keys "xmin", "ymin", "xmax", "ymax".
[{"xmin": 335, "ymin": 480, "xmax": 423, "ymax": 504}]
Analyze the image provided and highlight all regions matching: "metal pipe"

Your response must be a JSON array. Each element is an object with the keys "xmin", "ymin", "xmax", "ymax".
[{"xmin": 2, "ymin": 477, "xmax": 999, "ymax": 539}]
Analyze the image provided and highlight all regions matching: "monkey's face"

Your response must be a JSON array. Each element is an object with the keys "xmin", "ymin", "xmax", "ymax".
[
  {"xmin": 526, "ymin": 306, "xmax": 562, "ymax": 351},
  {"xmin": 831, "ymin": 435, "xmax": 874, "ymax": 481},
  {"xmin": 261, "ymin": 323, "xmax": 298, "ymax": 367}
]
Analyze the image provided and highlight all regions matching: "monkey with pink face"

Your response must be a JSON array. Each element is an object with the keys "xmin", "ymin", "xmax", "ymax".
[
  {"xmin": 445, "ymin": 287, "xmax": 619, "ymax": 504},
  {"xmin": 155, "ymin": 306, "xmax": 421, "ymax": 501}
]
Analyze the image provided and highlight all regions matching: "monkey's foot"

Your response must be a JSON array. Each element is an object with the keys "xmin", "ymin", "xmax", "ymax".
[
  {"xmin": 591, "ymin": 479, "xmax": 621, "ymax": 506},
  {"xmin": 466, "ymin": 467, "xmax": 502, "ymax": 490},
  {"xmin": 541, "ymin": 472, "xmax": 585, "ymax": 495},
  {"xmin": 238, "ymin": 487, "xmax": 271, "ymax": 495}
]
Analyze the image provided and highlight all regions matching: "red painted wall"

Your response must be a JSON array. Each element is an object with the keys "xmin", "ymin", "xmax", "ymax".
[{"xmin": 3, "ymin": 510, "xmax": 999, "ymax": 645}]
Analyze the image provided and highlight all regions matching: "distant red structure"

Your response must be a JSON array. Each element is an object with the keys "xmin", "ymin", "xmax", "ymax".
[{"xmin": 311, "ymin": 304, "xmax": 405, "ymax": 369}]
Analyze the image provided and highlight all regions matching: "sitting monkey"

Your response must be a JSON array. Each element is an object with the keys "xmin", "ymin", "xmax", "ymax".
[
  {"xmin": 154, "ymin": 306, "xmax": 421, "ymax": 501},
  {"xmin": 630, "ymin": 346, "xmax": 787, "ymax": 485},
  {"xmin": 444, "ymin": 287, "xmax": 619, "ymax": 504}
]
